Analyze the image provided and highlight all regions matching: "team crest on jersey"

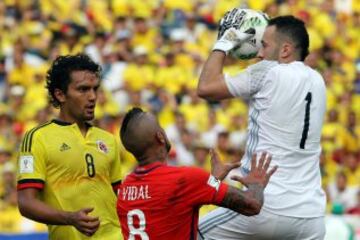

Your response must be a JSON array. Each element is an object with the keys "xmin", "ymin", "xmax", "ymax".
[{"xmin": 97, "ymin": 140, "xmax": 108, "ymax": 154}]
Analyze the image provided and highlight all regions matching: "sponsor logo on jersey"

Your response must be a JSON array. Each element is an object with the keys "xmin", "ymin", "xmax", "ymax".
[
  {"xmin": 60, "ymin": 143, "xmax": 71, "ymax": 152},
  {"xmin": 97, "ymin": 140, "xmax": 108, "ymax": 154}
]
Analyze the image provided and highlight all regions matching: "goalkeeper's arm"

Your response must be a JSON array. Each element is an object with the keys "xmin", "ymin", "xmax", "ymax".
[{"xmin": 197, "ymin": 28, "xmax": 253, "ymax": 101}]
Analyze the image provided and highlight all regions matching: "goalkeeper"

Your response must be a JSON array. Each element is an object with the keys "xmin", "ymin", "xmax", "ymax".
[{"xmin": 197, "ymin": 9, "xmax": 327, "ymax": 240}]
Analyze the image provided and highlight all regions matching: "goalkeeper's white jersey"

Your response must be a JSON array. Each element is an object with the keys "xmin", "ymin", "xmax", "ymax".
[{"xmin": 225, "ymin": 60, "xmax": 326, "ymax": 218}]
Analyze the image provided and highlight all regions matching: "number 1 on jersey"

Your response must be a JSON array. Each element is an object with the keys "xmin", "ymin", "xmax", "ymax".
[{"xmin": 300, "ymin": 92, "xmax": 312, "ymax": 149}]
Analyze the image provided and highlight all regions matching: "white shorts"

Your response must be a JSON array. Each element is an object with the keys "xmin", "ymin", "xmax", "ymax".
[{"xmin": 198, "ymin": 207, "xmax": 325, "ymax": 240}]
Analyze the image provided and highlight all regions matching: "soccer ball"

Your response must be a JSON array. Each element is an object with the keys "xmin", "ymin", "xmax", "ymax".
[{"xmin": 229, "ymin": 9, "xmax": 269, "ymax": 60}]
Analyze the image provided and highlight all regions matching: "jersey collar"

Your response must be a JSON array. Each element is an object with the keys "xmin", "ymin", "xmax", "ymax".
[
  {"xmin": 134, "ymin": 162, "xmax": 165, "ymax": 175},
  {"xmin": 52, "ymin": 119, "xmax": 93, "ymax": 128}
]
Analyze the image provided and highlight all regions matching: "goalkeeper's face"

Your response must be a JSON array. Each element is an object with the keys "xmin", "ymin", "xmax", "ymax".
[{"xmin": 257, "ymin": 25, "xmax": 281, "ymax": 61}]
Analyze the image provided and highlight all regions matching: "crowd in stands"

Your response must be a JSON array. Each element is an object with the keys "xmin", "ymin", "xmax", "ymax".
[{"xmin": 0, "ymin": 0, "xmax": 359, "ymax": 234}]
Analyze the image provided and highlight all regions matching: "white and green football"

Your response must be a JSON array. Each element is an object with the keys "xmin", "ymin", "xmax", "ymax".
[{"xmin": 229, "ymin": 9, "xmax": 269, "ymax": 60}]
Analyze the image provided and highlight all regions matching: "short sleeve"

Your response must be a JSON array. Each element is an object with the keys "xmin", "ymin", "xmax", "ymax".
[
  {"xmin": 17, "ymin": 130, "xmax": 47, "ymax": 190},
  {"xmin": 110, "ymin": 136, "xmax": 122, "ymax": 191},
  {"xmin": 181, "ymin": 167, "xmax": 228, "ymax": 207},
  {"xmin": 224, "ymin": 71, "xmax": 251, "ymax": 99},
  {"xmin": 224, "ymin": 60, "xmax": 277, "ymax": 99},
  {"xmin": 246, "ymin": 60, "xmax": 278, "ymax": 95}
]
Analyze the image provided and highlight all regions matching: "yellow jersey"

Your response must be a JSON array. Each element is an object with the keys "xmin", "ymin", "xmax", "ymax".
[{"xmin": 17, "ymin": 119, "xmax": 122, "ymax": 240}]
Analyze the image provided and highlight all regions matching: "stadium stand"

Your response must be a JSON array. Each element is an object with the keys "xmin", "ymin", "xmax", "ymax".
[{"xmin": 0, "ymin": 0, "xmax": 359, "ymax": 239}]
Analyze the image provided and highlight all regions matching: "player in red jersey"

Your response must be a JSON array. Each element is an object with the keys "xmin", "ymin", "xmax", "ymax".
[{"xmin": 117, "ymin": 107, "xmax": 277, "ymax": 240}]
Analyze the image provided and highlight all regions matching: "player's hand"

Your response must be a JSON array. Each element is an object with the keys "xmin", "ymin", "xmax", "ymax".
[
  {"xmin": 67, "ymin": 208, "xmax": 100, "ymax": 237},
  {"xmin": 210, "ymin": 149, "xmax": 241, "ymax": 181},
  {"xmin": 213, "ymin": 27, "xmax": 255, "ymax": 54},
  {"xmin": 231, "ymin": 152, "xmax": 277, "ymax": 188},
  {"xmin": 218, "ymin": 8, "xmax": 246, "ymax": 39}
]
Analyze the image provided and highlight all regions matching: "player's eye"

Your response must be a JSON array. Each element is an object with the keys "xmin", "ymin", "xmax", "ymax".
[{"xmin": 78, "ymin": 86, "xmax": 89, "ymax": 92}]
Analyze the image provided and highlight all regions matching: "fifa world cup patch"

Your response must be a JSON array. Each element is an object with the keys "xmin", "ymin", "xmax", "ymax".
[
  {"xmin": 207, "ymin": 175, "xmax": 221, "ymax": 191},
  {"xmin": 19, "ymin": 155, "xmax": 34, "ymax": 173},
  {"xmin": 96, "ymin": 140, "xmax": 108, "ymax": 154}
]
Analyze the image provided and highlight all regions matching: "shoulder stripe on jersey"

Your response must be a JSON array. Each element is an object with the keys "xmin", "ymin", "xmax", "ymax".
[
  {"xmin": 23, "ymin": 121, "xmax": 52, "ymax": 152},
  {"xmin": 21, "ymin": 130, "xmax": 31, "ymax": 152},
  {"xmin": 23, "ymin": 130, "xmax": 32, "ymax": 153},
  {"xmin": 245, "ymin": 108, "xmax": 260, "ymax": 169}
]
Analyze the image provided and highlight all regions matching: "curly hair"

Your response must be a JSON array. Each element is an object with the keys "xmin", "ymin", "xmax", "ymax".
[{"xmin": 46, "ymin": 54, "xmax": 102, "ymax": 108}]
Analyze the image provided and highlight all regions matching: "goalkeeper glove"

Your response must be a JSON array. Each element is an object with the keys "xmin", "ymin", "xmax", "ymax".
[
  {"xmin": 217, "ymin": 8, "xmax": 247, "ymax": 39},
  {"xmin": 213, "ymin": 27, "xmax": 255, "ymax": 54}
]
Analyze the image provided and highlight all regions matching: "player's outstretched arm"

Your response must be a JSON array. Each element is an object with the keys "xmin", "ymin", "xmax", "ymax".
[
  {"xmin": 197, "ymin": 50, "xmax": 231, "ymax": 101},
  {"xmin": 197, "ymin": 10, "xmax": 254, "ymax": 101},
  {"xmin": 18, "ymin": 188, "xmax": 100, "ymax": 236},
  {"xmin": 219, "ymin": 152, "xmax": 277, "ymax": 216}
]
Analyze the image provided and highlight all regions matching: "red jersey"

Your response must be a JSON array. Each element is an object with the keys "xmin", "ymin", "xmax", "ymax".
[{"xmin": 117, "ymin": 162, "xmax": 228, "ymax": 240}]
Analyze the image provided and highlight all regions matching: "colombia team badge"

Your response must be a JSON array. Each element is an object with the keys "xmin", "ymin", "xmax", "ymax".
[{"xmin": 96, "ymin": 140, "xmax": 108, "ymax": 154}]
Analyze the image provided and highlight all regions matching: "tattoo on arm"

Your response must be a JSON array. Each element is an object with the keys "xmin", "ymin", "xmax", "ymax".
[{"xmin": 220, "ymin": 183, "xmax": 264, "ymax": 216}]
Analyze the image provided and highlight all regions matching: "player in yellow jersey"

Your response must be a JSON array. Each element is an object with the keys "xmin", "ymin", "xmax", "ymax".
[{"xmin": 16, "ymin": 54, "xmax": 123, "ymax": 240}]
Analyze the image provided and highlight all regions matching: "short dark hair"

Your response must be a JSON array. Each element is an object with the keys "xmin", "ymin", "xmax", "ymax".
[
  {"xmin": 268, "ymin": 16, "xmax": 309, "ymax": 61},
  {"xmin": 120, "ymin": 107, "xmax": 144, "ymax": 140},
  {"xmin": 46, "ymin": 54, "xmax": 101, "ymax": 108}
]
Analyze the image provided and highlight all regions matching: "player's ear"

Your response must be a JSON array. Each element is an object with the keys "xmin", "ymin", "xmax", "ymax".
[
  {"xmin": 54, "ymin": 88, "xmax": 66, "ymax": 104},
  {"xmin": 155, "ymin": 131, "xmax": 166, "ymax": 145},
  {"xmin": 280, "ymin": 42, "xmax": 292, "ymax": 59}
]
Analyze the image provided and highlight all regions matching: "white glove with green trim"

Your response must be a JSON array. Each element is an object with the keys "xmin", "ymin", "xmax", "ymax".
[{"xmin": 212, "ymin": 27, "xmax": 255, "ymax": 54}]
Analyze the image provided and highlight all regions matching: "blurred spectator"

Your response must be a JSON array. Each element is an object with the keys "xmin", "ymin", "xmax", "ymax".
[
  {"xmin": 228, "ymin": 113, "xmax": 247, "ymax": 150},
  {"xmin": 174, "ymin": 129, "xmax": 195, "ymax": 166},
  {"xmin": 0, "ymin": 56, "xmax": 7, "ymax": 101},
  {"xmin": 155, "ymin": 51, "xmax": 191, "ymax": 94},
  {"xmin": 193, "ymin": 140, "xmax": 210, "ymax": 171},
  {"xmin": 84, "ymin": 31, "xmax": 108, "ymax": 66},
  {"xmin": 132, "ymin": 16, "xmax": 158, "ymax": 52},
  {"xmin": 342, "ymin": 151, "xmax": 360, "ymax": 187},
  {"xmin": 324, "ymin": 203, "xmax": 355, "ymax": 240},
  {"xmin": 5, "ymin": 39, "xmax": 45, "ymax": 73},
  {"xmin": 150, "ymin": 88, "xmax": 177, "ymax": 127},
  {"xmin": 347, "ymin": 190, "xmax": 360, "ymax": 215},
  {"xmin": 58, "ymin": 23, "xmax": 84, "ymax": 55},
  {"xmin": 0, "ymin": 145, "xmax": 12, "ymax": 198},
  {"xmin": 0, "ymin": 162, "xmax": 46, "ymax": 233},
  {"xmin": 7, "ymin": 44, "xmax": 36, "ymax": 88},
  {"xmin": 200, "ymin": 109, "xmax": 226, "ymax": 148},
  {"xmin": 165, "ymin": 111, "xmax": 190, "ymax": 145},
  {"xmin": 322, "ymin": 109, "xmax": 345, "ymax": 159},
  {"xmin": 215, "ymin": 131, "xmax": 231, "ymax": 163},
  {"xmin": 178, "ymin": 89, "xmax": 209, "ymax": 131},
  {"xmin": 123, "ymin": 45, "xmax": 155, "ymax": 91},
  {"xmin": 0, "ymin": 1, "xmax": 358, "ymax": 235},
  {"xmin": 327, "ymin": 171, "xmax": 359, "ymax": 211}
]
